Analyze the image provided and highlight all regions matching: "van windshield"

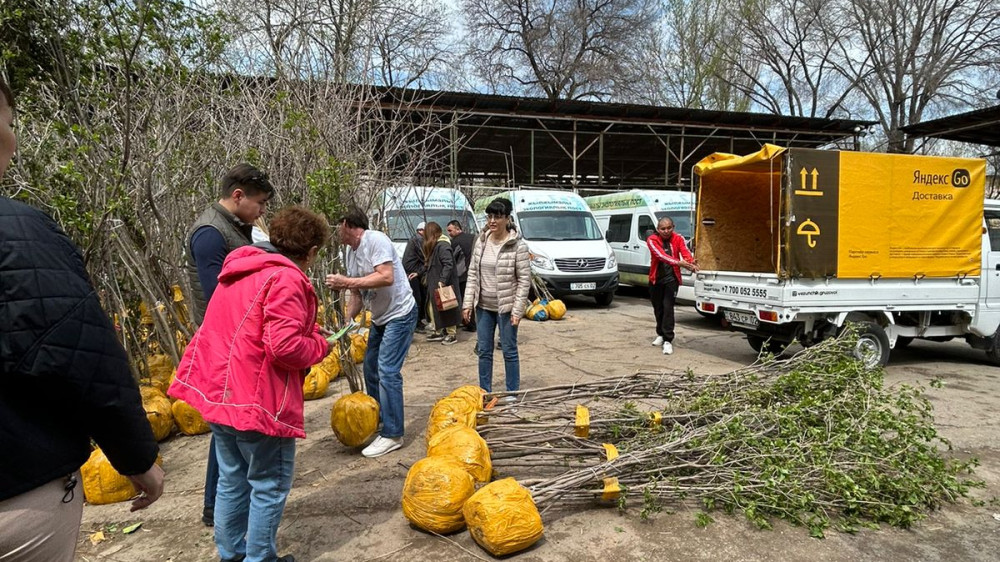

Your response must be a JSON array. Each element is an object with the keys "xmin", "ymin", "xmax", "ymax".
[
  {"xmin": 655, "ymin": 211, "xmax": 694, "ymax": 239},
  {"xmin": 385, "ymin": 209, "xmax": 476, "ymax": 242},
  {"xmin": 517, "ymin": 211, "xmax": 603, "ymax": 241}
]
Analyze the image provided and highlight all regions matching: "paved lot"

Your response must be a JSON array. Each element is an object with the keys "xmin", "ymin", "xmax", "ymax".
[{"xmin": 77, "ymin": 289, "xmax": 1000, "ymax": 561}]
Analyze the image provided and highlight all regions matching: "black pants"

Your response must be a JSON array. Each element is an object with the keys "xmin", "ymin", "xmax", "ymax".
[
  {"xmin": 650, "ymin": 280, "xmax": 679, "ymax": 342},
  {"xmin": 410, "ymin": 277, "xmax": 427, "ymax": 324}
]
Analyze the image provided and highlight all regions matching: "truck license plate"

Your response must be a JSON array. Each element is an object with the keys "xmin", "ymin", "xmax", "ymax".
[
  {"xmin": 724, "ymin": 310, "xmax": 759, "ymax": 328},
  {"xmin": 571, "ymin": 282, "xmax": 597, "ymax": 291}
]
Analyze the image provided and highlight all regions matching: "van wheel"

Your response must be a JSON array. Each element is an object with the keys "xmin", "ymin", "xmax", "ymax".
[
  {"xmin": 853, "ymin": 322, "xmax": 890, "ymax": 368},
  {"xmin": 747, "ymin": 334, "xmax": 787, "ymax": 355},
  {"xmin": 595, "ymin": 292, "xmax": 614, "ymax": 306}
]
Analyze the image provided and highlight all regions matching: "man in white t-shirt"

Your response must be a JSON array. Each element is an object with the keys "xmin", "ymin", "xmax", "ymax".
[{"xmin": 326, "ymin": 209, "xmax": 417, "ymax": 458}]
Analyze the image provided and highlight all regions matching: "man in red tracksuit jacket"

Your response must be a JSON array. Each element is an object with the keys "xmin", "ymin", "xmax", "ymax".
[{"xmin": 647, "ymin": 217, "xmax": 698, "ymax": 355}]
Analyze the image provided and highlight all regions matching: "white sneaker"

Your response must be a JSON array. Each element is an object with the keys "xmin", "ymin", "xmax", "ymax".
[
  {"xmin": 662, "ymin": 342, "xmax": 673, "ymax": 355},
  {"xmin": 362, "ymin": 436, "xmax": 403, "ymax": 458},
  {"xmin": 651, "ymin": 336, "xmax": 664, "ymax": 346}
]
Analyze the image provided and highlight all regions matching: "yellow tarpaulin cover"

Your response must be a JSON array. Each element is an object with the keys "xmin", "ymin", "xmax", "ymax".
[
  {"xmin": 81, "ymin": 448, "xmax": 137, "ymax": 505},
  {"xmin": 463, "ymin": 478, "xmax": 544, "ymax": 556},
  {"xmin": 426, "ymin": 396, "xmax": 478, "ymax": 445},
  {"xmin": 694, "ymin": 144, "xmax": 787, "ymax": 176},
  {"xmin": 447, "ymin": 385, "xmax": 486, "ymax": 412},
  {"xmin": 401, "ymin": 456, "xmax": 476, "ymax": 534},
  {"xmin": 302, "ymin": 368, "xmax": 330, "ymax": 400},
  {"xmin": 140, "ymin": 386, "xmax": 174, "ymax": 441},
  {"xmin": 171, "ymin": 399, "xmax": 209, "ymax": 435},
  {"xmin": 426, "ymin": 425, "xmax": 493, "ymax": 483},
  {"xmin": 330, "ymin": 392, "xmax": 379, "ymax": 447}
]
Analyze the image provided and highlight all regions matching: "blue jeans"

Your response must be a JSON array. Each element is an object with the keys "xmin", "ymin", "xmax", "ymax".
[
  {"xmin": 476, "ymin": 307, "xmax": 520, "ymax": 392},
  {"xmin": 364, "ymin": 303, "xmax": 417, "ymax": 438},
  {"xmin": 210, "ymin": 423, "xmax": 295, "ymax": 562},
  {"xmin": 205, "ymin": 434, "xmax": 219, "ymax": 511}
]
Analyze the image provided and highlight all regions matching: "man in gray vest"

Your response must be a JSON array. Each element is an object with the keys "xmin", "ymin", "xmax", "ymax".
[{"xmin": 185, "ymin": 163, "xmax": 274, "ymax": 526}]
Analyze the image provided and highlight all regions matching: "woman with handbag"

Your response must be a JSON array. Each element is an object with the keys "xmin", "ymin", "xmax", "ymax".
[
  {"xmin": 423, "ymin": 221, "xmax": 462, "ymax": 345},
  {"xmin": 461, "ymin": 198, "xmax": 531, "ymax": 394}
]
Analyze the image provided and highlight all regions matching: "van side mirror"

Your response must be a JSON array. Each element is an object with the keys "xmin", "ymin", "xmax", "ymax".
[{"xmin": 605, "ymin": 230, "xmax": 612, "ymax": 241}]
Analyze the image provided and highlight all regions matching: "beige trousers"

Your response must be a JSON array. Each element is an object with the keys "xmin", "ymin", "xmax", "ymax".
[{"xmin": 0, "ymin": 472, "xmax": 83, "ymax": 562}]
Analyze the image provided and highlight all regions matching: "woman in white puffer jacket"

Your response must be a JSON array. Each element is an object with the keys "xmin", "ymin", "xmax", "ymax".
[{"xmin": 462, "ymin": 198, "xmax": 531, "ymax": 394}]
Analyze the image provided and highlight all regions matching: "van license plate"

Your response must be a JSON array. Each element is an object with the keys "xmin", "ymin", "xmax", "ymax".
[
  {"xmin": 571, "ymin": 282, "xmax": 597, "ymax": 291},
  {"xmin": 724, "ymin": 310, "xmax": 759, "ymax": 328}
]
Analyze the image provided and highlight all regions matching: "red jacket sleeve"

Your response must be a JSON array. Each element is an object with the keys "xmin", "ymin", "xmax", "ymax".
[{"xmin": 262, "ymin": 274, "xmax": 328, "ymax": 372}]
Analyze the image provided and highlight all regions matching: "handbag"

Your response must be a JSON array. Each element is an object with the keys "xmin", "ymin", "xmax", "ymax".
[{"xmin": 434, "ymin": 282, "xmax": 459, "ymax": 311}]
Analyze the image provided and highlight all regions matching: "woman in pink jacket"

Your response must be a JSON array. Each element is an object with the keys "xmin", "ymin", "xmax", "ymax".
[{"xmin": 169, "ymin": 206, "xmax": 330, "ymax": 562}]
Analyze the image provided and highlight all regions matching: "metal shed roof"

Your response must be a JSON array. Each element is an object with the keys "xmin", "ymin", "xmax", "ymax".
[{"xmin": 902, "ymin": 105, "xmax": 1000, "ymax": 147}]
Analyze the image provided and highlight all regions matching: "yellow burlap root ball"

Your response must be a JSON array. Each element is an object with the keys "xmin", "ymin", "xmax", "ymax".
[
  {"xmin": 349, "ymin": 332, "xmax": 368, "ymax": 364},
  {"xmin": 463, "ymin": 478, "xmax": 544, "ymax": 556},
  {"xmin": 354, "ymin": 310, "xmax": 372, "ymax": 327},
  {"xmin": 401, "ymin": 457, "xmax": 476, "ymax": 534},
  {"xmin": 302, "ymin": 368, "xmax": 331, "ymax": 400},
  {"xmin": 146, "ymin": 353, "xmax": 175, "ymax": 393},
  {"xmin": 331, "ymin": 392, "xmax": 379, "ymax": 447},
  {"xmin": 81, "ymin": 448, "xmax": 138, "ymax": 505},
  {"xmin": 426, "ymin": 425, "xmax": 492, "ymax": 483},
  {"xmin": 426, "ymin": 396, "xmax": 478, "ymax": 445},
  {"xmin": 545, "ymin": 299, "xmax": 567, "ymax": 320},
  {"xmin": 312, "ymin": 350, "xmax": 341, "ymax": 381},
  {"xmin": 171, "ymin": 399, "xmax": 209, "ymax": 435},
  {"xmin": 447, "ymin": 385, "xmax": 486, "ymax": 412},
  {"xmin": 140, "ymin": 386, "xmax": 174, "ymax": 441}
]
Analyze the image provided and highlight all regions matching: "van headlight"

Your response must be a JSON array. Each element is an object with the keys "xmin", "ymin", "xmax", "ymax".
[
  {"xmin": 530, "ymin": 252, "xmax": 554, "ymax": 270},
  {"xmin": 607, "ymin": 251, "xmax": 616, "ymax": 269}
]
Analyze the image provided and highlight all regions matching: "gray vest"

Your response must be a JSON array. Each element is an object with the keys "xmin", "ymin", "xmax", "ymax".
[{"xmin": 185, "ymin": 202, "xmax": 253, "ymax": 325}]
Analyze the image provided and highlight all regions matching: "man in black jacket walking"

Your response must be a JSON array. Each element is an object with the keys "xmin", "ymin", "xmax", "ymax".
[
  {"xmin": 447, "ymin": 220, "xmax": 476, "ymax": 332},
  {"xmin": 0, "ymin": 78, "xmax": 163, "ymax": 561},
  {"xmin": 402, "ymin": 221, "xmax": 428, "ymax": 332}
]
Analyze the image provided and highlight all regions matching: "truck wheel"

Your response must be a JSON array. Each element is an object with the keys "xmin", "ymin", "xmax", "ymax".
[
  {"xmin": 986, "ymin": 332, "xmax": 1000, "ymax": 366},
  {"xmin": 747, "ymin": 334, "xmax": 787, "ymax": 355},
  {"xmin": 595, "ymin": 292, "xmax": 614, "ymax": 307},
  {"xmin": 854, "ymin": 323, "xmax": 890, "ymax": 368}
]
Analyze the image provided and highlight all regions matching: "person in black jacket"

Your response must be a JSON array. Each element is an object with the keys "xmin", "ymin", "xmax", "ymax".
[
  {"xmin": 0, "ymin": 78, "xmax": 164, "ymax": 561},
  {"xmin": 402, "ymin": 221, "xmax": 429, "ymax": 332},
  {"xmin": 447, "ymin": 219, "xmax": 476, "ymax": 332}
]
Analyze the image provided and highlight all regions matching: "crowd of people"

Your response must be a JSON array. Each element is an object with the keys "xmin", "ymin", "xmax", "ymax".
[{"xmin": 0, "ymin": 73, "xmax": 695, "ymax": 562}]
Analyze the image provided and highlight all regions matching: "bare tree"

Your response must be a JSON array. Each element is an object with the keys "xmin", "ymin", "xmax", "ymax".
[
  {"xmin": 461, "ymin": 0, "xmax": 659, "ymax": 101},
  {"xmin": 636, "ymin": 0, "xmax": 755, "ymax": 110},
  {"xmin": 830, "ymin": 0, "xmax": 1000, "ymax": 152}
]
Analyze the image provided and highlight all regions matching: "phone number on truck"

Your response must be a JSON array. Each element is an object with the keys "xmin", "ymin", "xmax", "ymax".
[{"xmin": 706, "ymin": 285, "xmax": 769, "ymax": 298}]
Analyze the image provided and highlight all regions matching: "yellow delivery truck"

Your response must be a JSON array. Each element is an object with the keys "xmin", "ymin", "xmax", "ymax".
[{"xmin": 692, "ymin": 144, "xmax": 1000, "ymax": 367}]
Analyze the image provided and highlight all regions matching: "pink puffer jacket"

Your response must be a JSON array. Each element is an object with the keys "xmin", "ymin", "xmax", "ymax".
[{"xmin": 169, "ymin": 246, "xmax": 328, "ymax": 439}]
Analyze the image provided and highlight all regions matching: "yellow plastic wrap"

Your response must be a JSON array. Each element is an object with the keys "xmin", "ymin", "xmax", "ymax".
[
  {"xmin": 312, "ymin": 350, "xmax": 341, "ymax": 381},
  {"xmin": 426, "ymin": 396, "xmax": 478, "ymax": 445},
  {"xmin": 354, "ymin": 310, "xmax": 372, "ymax": 327},
  {"xmin": 146, "ymin": 353, "xmax": 175, "ymax": 393},
  {"xmin": 525, "ymin": 303, "xmax": 548, "ymax": 321},
  {"xmin": 401, "ymin": 456, "xmax": 476, "ymax": 534},
  {"xmin": 81, "ymin": 448, "xmax": 137, "ymax": 505},
  {"xmin": 426, "ymin": 425, "xmax": 492, "ymax": 483},
  {"xmin": 448, "ymin": 385, "xmax": 486, "ymax": 412},
  {"xmin": 463, "ymin": 478, "xmax": 544, "ymax": 556},
  {"xmin": 330, "ymin": 392, "xmax": 380, "ymax": 447},
  {"xmin": 302, "ymin": 368, "xmax": 330, "ymax": 400},
  {"xmin": 545, "ymin": 299, "xmax": 567, "ymax": 320},
  {"xmin": 171, "ymin": 399, "xmax": 209, "ymax": 435},
  {"xmin": 349, "ymin": 332, "xmax": 368, "ymax": 364},
  {"xmin": 140, "ymin": 386, "xmax": 174, "ymax": 441}
]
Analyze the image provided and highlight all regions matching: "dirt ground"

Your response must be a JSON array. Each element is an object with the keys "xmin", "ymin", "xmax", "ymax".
[{"xmin": 75, "ymin": 288, "xmax": 1000, "ymax": 561}]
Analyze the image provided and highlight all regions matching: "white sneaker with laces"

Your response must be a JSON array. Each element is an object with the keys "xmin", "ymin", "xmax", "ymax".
[
  {"xmin": 651, "ymin": 336, "xmax": 664, "ymax": 346},
  {"xmin": 362, "ymin": 436, "xmax": 403, "ymax": 458},
  {"xmin": 662, "ymin": 342, "xmax": 673, "ymax": 355}
]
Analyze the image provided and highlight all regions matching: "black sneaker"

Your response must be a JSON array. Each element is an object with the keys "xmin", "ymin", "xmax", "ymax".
[
  {"xmin": 202, "ymin": 506, "xmax": 214, "ymax": 527},
  {"xmin": 442, "ymin": 335, "xmax": 458, "ymax": 345},
  {"xmin": 426, "ymin": 332, "xmax": 445, "ymax": 342}
]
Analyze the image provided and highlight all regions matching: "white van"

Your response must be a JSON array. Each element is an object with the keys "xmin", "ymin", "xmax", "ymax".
[
  {"xmin": 370, "ymin": 186, "xmax": 477, "ymax": 256},
  {"xmin": 585, "ymin": 190, "xmax": 696, "ymax": 304},
  {"xmin": 474, "ymin": 190, "xmax": 619, "ymax": 306}
]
